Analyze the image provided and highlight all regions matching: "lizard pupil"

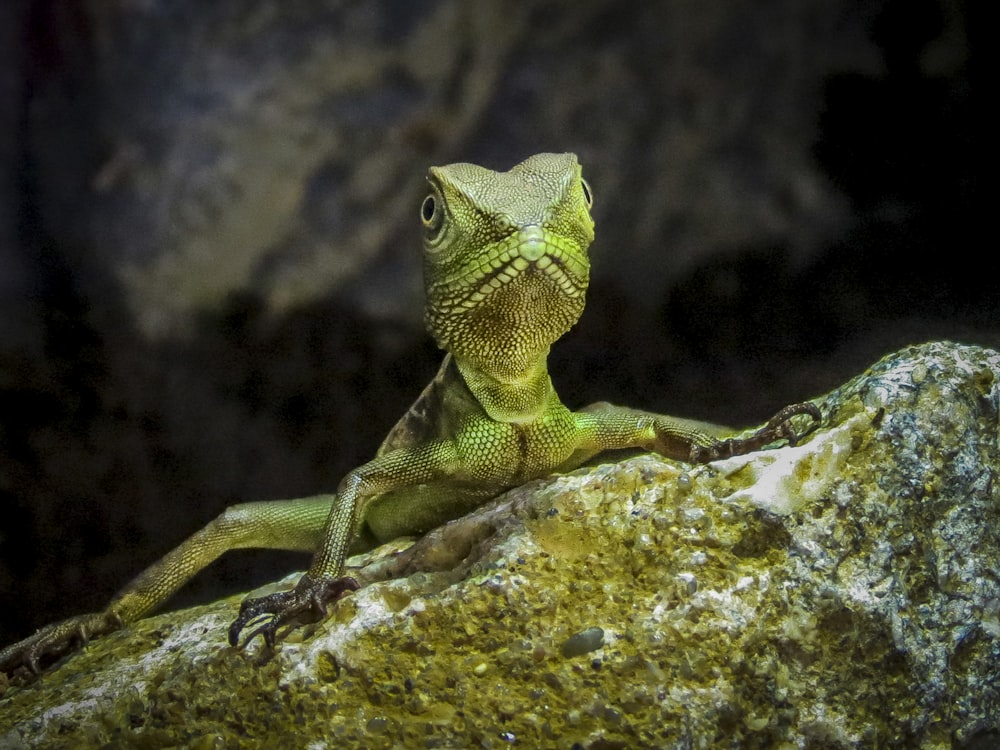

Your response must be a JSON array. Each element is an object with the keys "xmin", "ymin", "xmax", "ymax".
[{"xmin": 581, "ymin": 179, "xmax": 593, "ymax": 209}]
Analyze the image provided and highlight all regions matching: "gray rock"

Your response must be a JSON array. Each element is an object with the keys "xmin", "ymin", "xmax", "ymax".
[
  {"xmin": 2, "ymin": 341, "xmax": 997, "ymax": 748},
  {"xmin": 30, "ymin": 0, "xmax": 868, "ymax": 336}
]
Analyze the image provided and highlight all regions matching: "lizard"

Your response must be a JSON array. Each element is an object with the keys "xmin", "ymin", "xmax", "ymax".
[{"xmin": 0, "ymin": 152, "xmax": 820, "ymax": 675}]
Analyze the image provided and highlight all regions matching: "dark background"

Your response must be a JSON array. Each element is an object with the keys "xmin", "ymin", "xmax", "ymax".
[{"xmin": 0, "ymin": 0, "xmax": 988, "ymax": 645}]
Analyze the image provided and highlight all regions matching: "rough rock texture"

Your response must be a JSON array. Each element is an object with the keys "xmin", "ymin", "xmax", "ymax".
[{"xmin": 2, "ymin": 341, "xmax": 997, "ymax": 748}]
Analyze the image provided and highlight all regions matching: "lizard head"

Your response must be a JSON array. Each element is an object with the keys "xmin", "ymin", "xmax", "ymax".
[{"xmin": 421, "ymin": 152, "xmax": 594, "ymax": 381}]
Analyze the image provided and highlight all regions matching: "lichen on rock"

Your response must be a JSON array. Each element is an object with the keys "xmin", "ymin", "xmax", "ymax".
[{"xmin": 1, "ymin": 341, "xmax": 998, "ymax": 749}]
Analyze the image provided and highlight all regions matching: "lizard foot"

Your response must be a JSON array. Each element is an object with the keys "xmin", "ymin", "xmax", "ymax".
[
  {"xmin": 0, "ymin": 611, "xmax": 123, "ymax": 676},
  {"xmin": 228, "ymin": 575, "xmax": 359, "ymax": 649},
  {"xmin": 689, "ymin": 402, "xmax": 822, "ymax": 463}
]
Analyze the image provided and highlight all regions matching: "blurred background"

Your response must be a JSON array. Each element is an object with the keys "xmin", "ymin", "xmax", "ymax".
[{"xmin": 0, "ymin": 0, "xmax": 987, "ymax": 644}]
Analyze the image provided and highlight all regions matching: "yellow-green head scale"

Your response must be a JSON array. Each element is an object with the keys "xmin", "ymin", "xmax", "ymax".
[{"xmin": 421, "ymin": 153, "xmax": 595, "ymax": 382}]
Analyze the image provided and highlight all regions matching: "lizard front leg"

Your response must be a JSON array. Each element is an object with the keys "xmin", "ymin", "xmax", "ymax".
[
  {"xmin": 228, "ymin": 440, "xmax": 460, "ymax": 648},
  {"xmin": 570, "ymin": 401, "xmax": 821, "ymax": 465}
]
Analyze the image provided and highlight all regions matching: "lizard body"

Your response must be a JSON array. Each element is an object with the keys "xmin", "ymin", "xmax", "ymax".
[{"xmin": 1, "ymin": 153, "xmax": 819, "ymax": 673}]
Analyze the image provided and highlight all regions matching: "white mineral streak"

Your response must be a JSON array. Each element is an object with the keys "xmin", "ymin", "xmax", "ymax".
[{"xmin": 710, "ymin": 413, "xmax": 866, "ymax": 515}]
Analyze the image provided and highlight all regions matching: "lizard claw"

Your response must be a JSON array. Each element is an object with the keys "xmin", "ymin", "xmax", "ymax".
[
  {"xmin": 690, "ymin": 402, "xmax": 822, "ymax": 463},
  {"xmin": 228, "ymin": 575, "xmax": 359, "ymax": 649},
  {"xmin": 0, "ymin": 611, "xmax": 123, "ymax": 676},
  {"xmin": 757, "ymin": 401, "xmax": 823, "ymax": 447}
]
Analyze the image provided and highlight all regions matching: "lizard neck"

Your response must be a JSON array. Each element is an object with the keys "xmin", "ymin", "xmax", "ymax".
[{"xmin": 454, "ymin": 355, "xmax": 554, "ymax": 424}]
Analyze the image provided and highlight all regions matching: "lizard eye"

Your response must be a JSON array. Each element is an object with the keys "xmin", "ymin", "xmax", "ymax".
[
  {"xmin": 421, "ymin": 192, "xmax": 444, "ymax": 237},
  {"xmin": 580, "ymin": 179, "xmax": 593, "ymax": 209}
]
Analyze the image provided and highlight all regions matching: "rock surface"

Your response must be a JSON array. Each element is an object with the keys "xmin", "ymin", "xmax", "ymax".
[{"xmin": 2, "ymin": 341, "xmax": 998, "ymax": 748}]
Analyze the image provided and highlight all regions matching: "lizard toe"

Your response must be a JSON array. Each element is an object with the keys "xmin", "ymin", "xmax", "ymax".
[{"xmin": 228, "ymin": 576, "xmax": 360, "ymax": 649}]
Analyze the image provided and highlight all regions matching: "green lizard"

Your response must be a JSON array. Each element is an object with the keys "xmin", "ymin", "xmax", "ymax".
[{"xmin": 0, "ymin": 153, "xmax": 819, "ymax": 674}]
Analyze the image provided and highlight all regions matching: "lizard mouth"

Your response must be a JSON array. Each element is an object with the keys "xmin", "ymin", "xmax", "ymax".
[{"xmin": 442, "ymin": 225, "xmax": 589, "ymax": 311}]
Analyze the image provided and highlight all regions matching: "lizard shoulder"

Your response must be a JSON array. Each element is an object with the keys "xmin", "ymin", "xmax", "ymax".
[{"xmin": 377, "ymin": 354, "xmax": 482, "ymax": 455}]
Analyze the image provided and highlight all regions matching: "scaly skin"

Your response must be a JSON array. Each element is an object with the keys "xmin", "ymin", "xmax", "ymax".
[{"xmin": 1, "ymin": 153, "xmax": 820, "ymax": 674}]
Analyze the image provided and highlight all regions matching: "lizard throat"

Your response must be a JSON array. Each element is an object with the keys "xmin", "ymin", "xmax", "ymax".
[{"xmin": 424, "ymin": 224, "xmax": 591, "ymax": 381}]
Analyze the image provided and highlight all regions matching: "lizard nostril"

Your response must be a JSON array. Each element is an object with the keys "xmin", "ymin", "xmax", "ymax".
[{"xmin": 517, "ymin": 225, "xmax": 548, "ymax": 261}]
